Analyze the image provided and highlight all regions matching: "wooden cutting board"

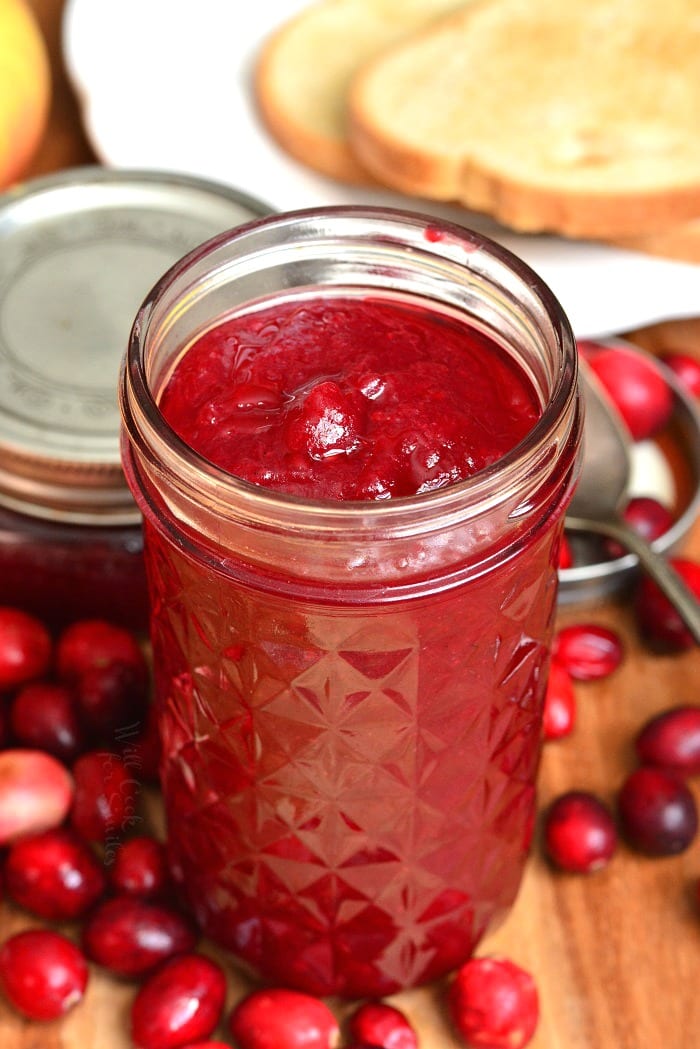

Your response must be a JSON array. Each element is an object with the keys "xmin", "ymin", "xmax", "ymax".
[{"xmin": 2, "ymin": 5, "xmax": 699, "ymax": 1047}]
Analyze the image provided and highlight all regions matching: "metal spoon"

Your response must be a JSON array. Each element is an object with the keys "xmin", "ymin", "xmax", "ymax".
[{"xmin": 565, "ymin": 361, "xmax": 700, "ymax": 644}]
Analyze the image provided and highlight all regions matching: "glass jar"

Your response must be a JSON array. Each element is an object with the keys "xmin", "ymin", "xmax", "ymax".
[
  {"xmin": 0, "ymin": 166, "xmax": 270, "ymax": 631},
  {"xmin": 120, "ymin": 207, "xmax": 582, "ymax": 997}
]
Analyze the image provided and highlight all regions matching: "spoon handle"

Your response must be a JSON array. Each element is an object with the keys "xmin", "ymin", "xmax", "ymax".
[{"xmin": 565, "ymin": 515, "xmax": 700, "ymax": 645}]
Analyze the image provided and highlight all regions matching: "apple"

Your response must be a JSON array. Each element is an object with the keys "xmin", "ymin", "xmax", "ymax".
[{"xmin": 0, "ymin": 0, "xmax": 51, "ymax": 188}]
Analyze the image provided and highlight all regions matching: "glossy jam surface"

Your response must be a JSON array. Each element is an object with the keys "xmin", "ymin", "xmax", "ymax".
[
  {"xmin": 159, "ymin": 297, "xmax": 540, "ymax": 500},
  {"xmin": 145, "ymin": 294, "xmax": 560, "ymax": 997}
]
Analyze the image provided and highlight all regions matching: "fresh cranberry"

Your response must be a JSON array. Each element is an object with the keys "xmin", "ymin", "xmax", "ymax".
[
  {"xmin": 605, "ymin": 496, "xmax": 675, "ymax": 560},
  {"xmin": 542, "ymin": 662, "xmax": 576, "ymax": 740},
  {"xmin": 587, "ymin": 344, "xmax": 673, "ymax": 440},
  {"xmin": 635, "ymin": 705, "xmax": 700, "ymax": 776},
  {"xmin": 131, "ymin": 953, "xmax": 227, "ymax": 1049},
  {"xmin": 82, "ymin": 895, "xmax": 197, "ymax": 978},
  {"xmin": 0, "ymin": 606, "xmax": 52, "ymax": 691},
  {"xmin": 558, "ymin": 534, "xmax": 573, "ymax": 570},
  {"xmin": 634, "ymin": 557, "xmax": 700, "ymax": 651},
  {"xmin": 660, "ymin": 352, "xmax": 700, "ymax": 397},
  {"xmin": 229, "ymin": 988, "xmax": 340, "ymax": 1049},
  {"xmin": 57, "ymin": 618, "xmax": 148, "ymax": 689},
  {"xmin": 70, "ymin": 749, "xmax": 140, "ymax": 844},
  {"xmin": 110, "ymin": 835, "xmax": 169, "ymax": 898},
  {"xmin": 5, "ymin": 827, "xmax": 106, "ymax": 920},
  {"xmin": 617, "ymin": 766, "xmax": 698, "ymax": 855},
  {"xmin": 552, "ymin": 623, "xmax": 623, "ymax": 681},
  {"xmin": 75, "ymin": 658, "xmax": 149, "ymax": 739},
  {"xmin": 0, "ymin": 929, "xmax": 88, "ymax": 1021},
  {"xmin": 543, "ymin": 791, "xmax": 617, "ymax": 873},
  {"xmin": 348, "ymin": 1001, "xmax": 417, "ymax": 1049},
  {"xmin": 10, "ymin": 679, "xmax": 86, "ymax": 762},
  {"xmin": 448, "ymin": 956, "xmax": 539, "ymax": 1049},
  {"xmin": 0, "ymin": 749, "xmax": 74, "ymax": 845}
]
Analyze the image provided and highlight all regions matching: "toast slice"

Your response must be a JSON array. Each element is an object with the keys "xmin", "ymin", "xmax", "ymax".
[
  {"xmin": 255, "ymin": 0, "xmax": 465, "ymax": 184},
  {"xmin": 612, "ymin": 219, "xmax": 700, "ymax": 263},
  {"xmin": 348, "ymin": 0, "xmax": 700, "ymax": 237}
]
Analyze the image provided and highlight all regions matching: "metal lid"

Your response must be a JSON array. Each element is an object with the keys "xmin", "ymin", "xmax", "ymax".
[{"xmin": 0, "ymin": 167, "xmax": 271, "ymax": 525}]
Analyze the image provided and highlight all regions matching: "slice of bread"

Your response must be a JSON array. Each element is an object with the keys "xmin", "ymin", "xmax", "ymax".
[
  {"xmin": 348, "ymin": 0, "xmax": 700, "ymax": 237},
  {"xmin": 611, "ymin": 219, "xmax": 700, "ymax": 263},
  {"xmin": 254, "ymin": 0, "xmax": 465, "ymax": 185}
]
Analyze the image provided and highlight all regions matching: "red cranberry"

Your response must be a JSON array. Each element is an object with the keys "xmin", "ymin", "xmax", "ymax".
[
  {"xmin": 542, "ymin": 662, "xmax": 576, "ymax": 741},
  {"xmin": 76, "ymin": 659, "xmax": 149, "ymax": 739},
  {"xmin": 543, "ymin": 791, "xmax": 617, "ymax": 873},
  {"xmin": 82, "ymin": 895, "xmax": 197, "ymax": 978},
  {"xmin": 552, "ymin": 623, "xmax": 623, "ymax": 681},
  {"xmin": 229, "ymin": 988, "xmax": 340, "ymax": 1049},
  {"xmin": 558, "ymin": 534, "xmax": 573, "ymax": 570},
  {"xmin": 131, "ymin": 953, "xmax": 227, "ymax": 1049},
  {"xmin": 605, "ymin": 496, "xmax": 675, "ymax": 560},
  {"xmin": 0, "ymin": 606, "xmax": 52, "ymax": 691},
  {"xmin": 110, "ymin": 835, "xmax": 169, "ymax": 898},
  {"xmin": 0, "ymin": 748, "xmax": 74, "ymax": 845},
  {"xmin": 660, "ymin": 352, "xmax": 700, "ymax": 397},
  {"xmin": 635, "ymin": 705, "xmax": 700, "ymax": 776},
  {"xmin": 348, "ymin": 1001, "xmax": 417, "ymax": 1049},
  {"xmin": 5, "ymin": 827, "xmax": 106, "ymax": 920},
  {"xmin": 57, "ymin": 618, "xmax": 148, "ymax": 688},
  {"xmin": 10, "ymin": 679, "xmax": 86, "ymax": 762},
  {"xmin": 587, "ymin": 344, "xmax": 673, "ymax": 440},
  {"xmin": 634, "ymin": 557, "xmax": 700, "ymax": 651},
  {"xmin": 618, "ymin": 766, "xmax": 698, "ymax": 855},
  {"xmin": 448, "ymin": 956, "xmax": 539, "ymax": 1049},
  {"xmin": 0, "ymin": 929, "xmax": 88, "ymax": 1021},
  {"xmin": 71, "ymin": 749, "xmax": 140, "ymax": 844}
]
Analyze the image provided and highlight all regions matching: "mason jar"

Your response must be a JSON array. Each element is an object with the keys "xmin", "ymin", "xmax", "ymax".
[{"xmin": 120, "ymin": 207, "xmax": 582, "ymax": 997}]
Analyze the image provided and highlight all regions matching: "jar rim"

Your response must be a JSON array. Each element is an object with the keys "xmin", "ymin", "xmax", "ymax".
[{"xmin": 121, "ymin": 205, "xmax": 580, "ymax": 535}]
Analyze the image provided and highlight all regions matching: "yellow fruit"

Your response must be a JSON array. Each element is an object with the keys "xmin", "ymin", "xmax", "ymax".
[{"xmin": 0, "ymin": 0, "xmax": 51, "ymax": 188}]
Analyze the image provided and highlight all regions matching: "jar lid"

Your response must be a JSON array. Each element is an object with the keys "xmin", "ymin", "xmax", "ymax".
[{"xmin": 0, "ymin": 167, "xmax": 271, "ymax": 525}]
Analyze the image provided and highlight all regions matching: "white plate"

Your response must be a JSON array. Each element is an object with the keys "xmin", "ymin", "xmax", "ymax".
[{"xmin": 62, "ymin": 0, "xmax": 700, "ymax": 339}]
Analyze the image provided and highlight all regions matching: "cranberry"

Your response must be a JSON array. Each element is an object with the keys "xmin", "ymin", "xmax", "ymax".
[
  {"xmin": 660, "ymin": 352, "xmax": 700, "ymax": 398},
  {"xmin": 5, "ymin": 827, "xmax": 106, "ymax": 920},
  {"xmin": 587, "ymin": 344, "xmax": 673, "ymax": 440},
  {"xmin": 542, "ymin": 662, "xmax": 576, "ymax": 741},
  {"xmin": 57, "ymin": 617, "xmax": 148, "ymax": 689},
  {"xmin": 0, "ymin": 929, "xmax": 88, "ymax": 1021},
  {"xmin": 0, "ymin": 749, "xmax": 74, "ymax": 845},
  {"xmin": 110, "ymin": 835, "xmax": 169, "ymax": 898},
  {"xmin": 10, "ymin": 679, "xmax": 86, "ymax": 762},
  {"xmin": 635, "ymin": 705, "xmax": 700, "ymax": 776},
  {"xmin": 634, "ymin": 557, "xmax": 700, "ymax": 651},
  {"xmin": 618, "ymin": 766, "xmax": 698, "ymax": 855},
  {"xmin": 0, "ymin": 606, "xmax": 52, "ymax": 691},
  {"xmin": 71, "ymin": 749, "xmax": 140, "ymax": 844},
  {"xmin": 82, "ymin": 895, "xmax": 197, "ymax": 978},
  {"xmin": 348, "ymin": 1001, "xmax": 417, "ymax": 1049},
  {"xmin": 543, "ymin": 791, "xmax": 617, "ymax": 873},
  {"xmin": 285, "ymin": 380, "xmax": 363, "ymax": 460},
  {"xmin": 131, "ymin": 953, "xmax": 227, "ymax": 1049},
  {"xmin": 229, "ymin": 988, "xmax": 340, "ymax": 1049},
  {"xmin": 552, "ymin": 623, "xmax": 623, "ymax": 681},
  {"xmin": 448, "ymin": 956, "xmax": 539, "ymax": 1049},
  {"xmin": 557, "ymin": 534, "xmax": 573, "ymax": 570},
  {"xmin": 75, "ymin": 658, "xmax": 148, "ymax": 739},
  {"xmin": 605, "ymin": 496, "xmax": 675, "ymax": 560}
]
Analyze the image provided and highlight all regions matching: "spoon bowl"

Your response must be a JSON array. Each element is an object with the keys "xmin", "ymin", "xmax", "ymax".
[{"xmin": 563, "ymin": 354, "xmax": 700, "ymax": 644}]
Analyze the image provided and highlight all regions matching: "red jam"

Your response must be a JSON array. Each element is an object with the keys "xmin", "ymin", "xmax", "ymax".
[
  {"xmin": 143, "ymin": 294, "xmax": 562, "ymax": 997},
  {"xmin": 159, "ymin": 297, "xmax": 539, "ymax": 500}
]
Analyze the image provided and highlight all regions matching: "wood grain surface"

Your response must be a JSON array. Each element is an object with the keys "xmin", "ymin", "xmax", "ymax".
[{"xmin": 2, "ymin": 4, "xmax": 699, "ymax": 1047}]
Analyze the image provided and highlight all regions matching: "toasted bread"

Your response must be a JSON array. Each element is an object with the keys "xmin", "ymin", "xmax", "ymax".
[
  {"xmin": 611, "ymin": 219, "xmax": 700, "ymax": 263},
  {"xmin": 348, "ymin": 0, "xmax": 700, "ymax": 237},
  {"xmin": 254, "ymin": 0, "xmax": 465, "ymax": 184}
]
